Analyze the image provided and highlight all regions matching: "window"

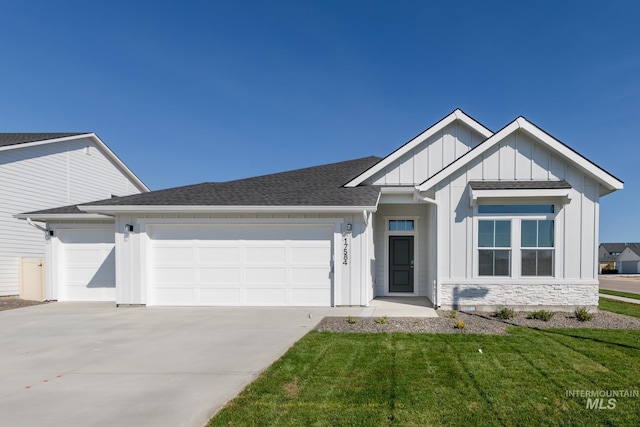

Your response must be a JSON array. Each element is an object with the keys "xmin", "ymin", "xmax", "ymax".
[
  {"xmin": 389, "ymin": 220, "xmax": 414, "ymax": 231},
  {"xmin": 478, "ymin": 220, "xmax": 511, "ymax": 276},
  {"xmin": 521, "ymin": 220, "xmax": 554, "ymax": 276}
]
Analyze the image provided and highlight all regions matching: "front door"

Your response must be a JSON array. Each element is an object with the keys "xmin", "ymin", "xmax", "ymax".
[{"xmin": 389, "ymin": 236, "xmax": 414, "ymax": 292}]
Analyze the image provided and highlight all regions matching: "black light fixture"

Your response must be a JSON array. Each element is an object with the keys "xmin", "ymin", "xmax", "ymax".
[
  {"xmin": 46, "ymin": 229, "xmax": 54, "ymax": 237},
  {"xmin": 125, "ymin": 224, "xmax": 134, "ymax": 232},
  {"xmin": 346, "ymin": 223, "xmax": 352, "ymax": 232}
]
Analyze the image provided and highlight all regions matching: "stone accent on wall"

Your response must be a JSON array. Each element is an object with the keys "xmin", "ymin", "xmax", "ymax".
[{"xmin": 439, "ymin": 283, "xmax": 598, "ymax": 311}]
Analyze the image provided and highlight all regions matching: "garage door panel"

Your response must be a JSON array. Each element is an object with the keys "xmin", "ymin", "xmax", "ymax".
[
  {"xmin": 60, "ymin": 229, "xmax": 115, "ymax": 302},
  {"xmin": 152, "ymin": 267, "xmax": 195, "ymax": 285},
  {"xmin": 291, "ymin": 267, "xmax": 331, "ymax": 285},
  {"xmin": 245, "ymin": 246, "xmax": 287, "ymax": 264},
  {"xmin": 199, "ymin": 268, "xmax": 241, "ymax": 284},
  {"xmin": 199, "ymin": 288, "xmax": 241, "ymax": 305},
  {"xmin": 245, "ymin": 267, "xmax": 287, "ymax": 284},
  {"xmin": 291, "ymin": 288, "xmax": 331, "ymax": 306},
  {"xmin": 148, "ymin": 224, "xmax": 333, "ymax": 306},
  {"xmin": 291, "ymin": 246, "xmax": 330, "ymax": 264},
  {"xmin": 149, "ymin": 227, "xmax": 194, "ymax": 240},
  {"xmin": 198, "ymin": 247, "xmax": 240, "ymax": 264},
  {"xmin": 153, "ymin": 288, "xmax": 197, "ymax": 306},
  {"xmin": 245, "ymin": 288, "xmax": 287, "ymax": 305}
]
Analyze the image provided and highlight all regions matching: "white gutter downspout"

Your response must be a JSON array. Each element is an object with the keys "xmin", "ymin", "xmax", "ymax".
[
  {"xmin": 413, "ymin": 189, "xmax": 440, "ymax": 308},
  {"xmin": 26, "ymin": 218, "xmax": 50, "ymax": 236}
]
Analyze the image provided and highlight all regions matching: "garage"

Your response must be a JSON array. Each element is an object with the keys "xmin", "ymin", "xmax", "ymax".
[
  {"xmin": 146, "ymin": 224, "xmax": 333, "ymax": 306},
  {"xmin": 619, "ymin": 261, "xmax": 639, "ymax": 274},
  {"xmin": 58, "ymin": 228, "xmax": 116, "ymax": 301}
]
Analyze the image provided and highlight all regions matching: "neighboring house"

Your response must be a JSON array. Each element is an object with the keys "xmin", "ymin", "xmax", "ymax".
[
  {"xmin": 1, "ymin": 133, "xmax": 148, "ymax": 298},
  {"xmin": 615, "ymin": 244, "xmax": 640, "ymax": 274},
  {"xmin": 598, "ymin": 243, "xmax": 640, "ymax": 274},
  {"xmin": 598, "ymin": 242, "xmax": 627, "ymax": 272},
  {"xmin": 20, "ymin": 110, "xmax": 623, "ymax": 310}
]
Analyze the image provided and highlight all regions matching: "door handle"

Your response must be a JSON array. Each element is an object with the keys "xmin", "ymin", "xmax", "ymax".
[{"xmin": 410, "ymin": 260, "xmax": 414, "ymax": 269}]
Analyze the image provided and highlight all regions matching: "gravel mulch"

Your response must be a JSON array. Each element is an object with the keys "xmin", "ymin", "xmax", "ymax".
[
  {"xmin": 0, "ymin": 297, "xmax": 46, "ymax": 311},
  {"xmin": 315, "ymin": 309, "xmax": 640, "ymax": 335}
]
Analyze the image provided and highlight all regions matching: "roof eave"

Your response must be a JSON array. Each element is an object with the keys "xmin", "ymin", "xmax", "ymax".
[
  {"xmin": 78, "ymin": 205, "xmax": 380, "ymax": 214},
  {"xmin": 418, "ymin": 117, "xmax": 624, "ymax": 194},
  {"xmin": 14, "ymin": 213, "xmax": 114, "ymax": 221}
]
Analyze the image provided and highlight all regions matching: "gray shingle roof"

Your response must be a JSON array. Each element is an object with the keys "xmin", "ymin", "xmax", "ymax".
[
  {"xmin": 0, "ymin": 133, "xmax": 87, "ymax": 148},
  {"xmin": 24, "ymin": 156, "xmax": 383, "ymax": 215},
  {"xmin": 469, "ymin": 180, "xmax": 572, "ymax": 190}
]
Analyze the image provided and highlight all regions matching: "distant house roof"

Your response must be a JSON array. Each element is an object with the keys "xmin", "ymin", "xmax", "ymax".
[
  {"xmin": 599, "ymin": 242, "xmax": 640, "ymax": 263},
  {"xmin": 469, "ymin": 180, "xmax": 571, "ymax": 190},
  {"xmin": 21, "ymin": 156, "xmax": 383, "ymax": 218},
  {"xmin": 0, "ymin": 133, "xmax": 86, "ymax": 148}
]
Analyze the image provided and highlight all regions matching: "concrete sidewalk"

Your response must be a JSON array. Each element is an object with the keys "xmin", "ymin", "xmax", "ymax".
[{"xmin": 599, "ymin": 293, "xmax": 640, "ymax": 304}]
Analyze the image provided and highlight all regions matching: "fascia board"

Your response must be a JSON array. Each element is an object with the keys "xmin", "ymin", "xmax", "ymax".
[
  {"xmin": 0, "ymin": 133, "xmax": 150, "ymax": 192},
  {"xmin": 344, "ymin": 109, "xmax": 493, "ymax": 188},
  {"xmin": 88, "ymin": 134, "xmax": 150, "ymax": 192},
  {"xmin": 419, "ymin": 120, "xmax": 522, "ymax": 191},
  {"xmin": 517, "ymin": 120, "xmax": 624, "ymax": 192},
  {"xmin": 14, "ymin": 213, "xmax": 114, "ymax": 221},
  {"xmin": 0, "ymin": 133, "xmax": 93, "ymax": 152},
  {"xmin": 78, "ymin": 205, "xmax": 379, "ymax": 214}
]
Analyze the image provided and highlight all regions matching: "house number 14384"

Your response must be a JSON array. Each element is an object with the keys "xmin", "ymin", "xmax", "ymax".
[{"xmin": 343, "ymin": 238, "xmax": 348, "ymax": 265}]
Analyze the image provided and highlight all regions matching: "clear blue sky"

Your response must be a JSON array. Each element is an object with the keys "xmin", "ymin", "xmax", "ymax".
[{"xmin": 1, "ymin": 1, "xmax": 638, "ymax": 242}]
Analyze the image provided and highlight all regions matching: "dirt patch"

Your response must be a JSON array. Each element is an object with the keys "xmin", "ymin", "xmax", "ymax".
[
  {"xmin": 0, "ymin": 297, "xmax": 47, "ymax": 311},
  {"xmin": 284, "ymin": 380, "xmax": 299, "ymax": 398}
]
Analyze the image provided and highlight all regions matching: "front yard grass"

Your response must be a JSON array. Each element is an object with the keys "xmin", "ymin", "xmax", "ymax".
[
  {"xmin": 599, "ymin": 289, "xmax": 640, "ymax": 300},
  {"xmin": 599, "ymin": 297, "xmax": 640, "ymax": 318},
  {"xmin": 209, "ymin": 328, "xmax": 640, "ymax": 426}
]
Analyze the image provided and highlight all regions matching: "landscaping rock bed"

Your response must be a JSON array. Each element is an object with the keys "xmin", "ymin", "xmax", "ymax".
[
  {"xmin": 315, "ymin": 309, "xmax": 640, "ymax": 334},
  {"xmin": 0, "ymin": 297, "xmax": 46, "ymax": 311}
]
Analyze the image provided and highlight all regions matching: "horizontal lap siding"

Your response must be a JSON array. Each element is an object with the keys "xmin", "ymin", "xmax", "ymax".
[{"xmin": 0, "ymin": 138, "xmax": 144, "ymax": 295}]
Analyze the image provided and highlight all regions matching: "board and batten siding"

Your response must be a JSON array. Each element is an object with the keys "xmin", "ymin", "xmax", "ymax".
[
  {"xmin": 0, "ymin": 137, "xmax": 145, "ymax": 295},
  {"xmin": 436, "ymin": 130, "xmax": 600, "ymax": 283},
  {"xmin": 112, "ymin": 212, "xmax": 372, "ymax": 307},
  {"xmin": 366, "ymin": 121, "xmax": 486, "ymax": 185}
]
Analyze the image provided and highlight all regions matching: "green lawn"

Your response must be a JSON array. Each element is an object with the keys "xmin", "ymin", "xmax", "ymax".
[
  {"xmin": 599, "ymin": 289, "xmax": 640, "ymax": 300},
  {"xmin": 209, "ymin": 328, "xmax": 640, "ymax": 426},
  {"xmin": 599, "ymin": 297, "xmax": 640, "ymax": 318}
]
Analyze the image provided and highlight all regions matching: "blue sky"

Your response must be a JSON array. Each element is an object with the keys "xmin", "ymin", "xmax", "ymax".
[{"xmin": 1, "ymin": 1, "xmax": 638, "ymax": 242}]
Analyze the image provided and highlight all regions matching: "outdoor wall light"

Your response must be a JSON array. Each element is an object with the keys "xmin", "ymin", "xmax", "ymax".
[
  {"xmin": 346, "ymin": 223, "xmax": 352, "ymax": 232},
  {"xmin": 45, "ymin": 229, "xmax": 54, "ymax": 237},
  {"xmin": 125, "ymin": 224, "xmax": 134, "ymax": 232}
]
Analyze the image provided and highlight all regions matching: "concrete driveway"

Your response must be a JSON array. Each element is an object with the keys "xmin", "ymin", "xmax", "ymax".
[
  {"xmin": 599, "ymin": 275, "xmax": 640, "ymax": 293},
  {"xmin": 0, "ymin": 302, "xmax": 323, "ymax": 427}
]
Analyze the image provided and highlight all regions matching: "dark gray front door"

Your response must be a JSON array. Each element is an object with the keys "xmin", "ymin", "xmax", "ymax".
[{"xmin": 389, "ymin": 236, "xmax": 414, "ymax": 292}]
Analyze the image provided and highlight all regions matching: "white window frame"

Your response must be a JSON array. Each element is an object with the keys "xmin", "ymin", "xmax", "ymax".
[{"xmin": 473, "ymin": 204, "xmax": 557, "ymax": 279}]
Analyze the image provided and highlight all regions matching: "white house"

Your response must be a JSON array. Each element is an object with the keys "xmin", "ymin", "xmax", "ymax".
[
  {"xmin": 615, "ymin": 245, "xmax": 640, "ymax": 274},
  {"xmin": 20, "ymin": 110, "xmax": 623, "ymax": 310},
  {"xmin": 1, "ymin": 133, "xmax": 148, "ymax": 298}
]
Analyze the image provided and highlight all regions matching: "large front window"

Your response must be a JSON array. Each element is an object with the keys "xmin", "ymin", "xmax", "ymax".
[
  {"xmin": 478, "ymin": 220, "xmax": 511, "ymax": 276},
  {"xmin": 521, "ymin": 220, "xmax": 554, "ymax": 276},
  {"xmin": 477, "ymin": 204, "xmax": 555, "ymax": 278}
]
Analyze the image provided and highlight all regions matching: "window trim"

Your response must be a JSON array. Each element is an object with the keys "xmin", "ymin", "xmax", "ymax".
[{"xmin": 474, "ymin": 204, "xmax": 557, "ymax": 279}]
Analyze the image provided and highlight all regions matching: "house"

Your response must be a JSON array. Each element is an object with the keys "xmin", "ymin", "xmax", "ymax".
[
  {"xmin": 1, "ymin": 133, "xmax": 148, "ymax": 298},
  {"xmin": 598, "ymin": 242, "xmax": 628, "ymax": 272},
  {"xmin": 19, "ymin": 110, "xmax": 623, "ymax": 310},
  {"xmin": 598, "ymin": 243, "xmax": 640, "ymax": 274}
]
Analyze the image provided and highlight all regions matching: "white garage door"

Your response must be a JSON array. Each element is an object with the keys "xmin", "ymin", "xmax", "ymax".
[
  {"xmin": 147, "ymin": 224, "xmax": 333, "ymax": 306},
  {"xmin": 620, "ymin": 261, "xmax": 639, "ymax": 274},
  {"xmin": 59, "ymin": 229, "xmax": 116, "ymax": 301}
]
